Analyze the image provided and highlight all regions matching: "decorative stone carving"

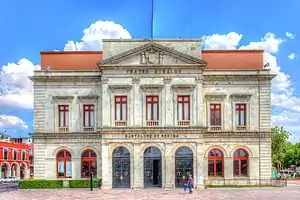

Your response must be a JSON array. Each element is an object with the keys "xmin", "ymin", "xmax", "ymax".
[
  {"xmin": 140, "ymin": 85, "xmax": 164, "ymax": 93},
  {"xmin": 195, "ymin": 76, "xmax": 203, "ymax": 84},
  {"xmin": 163, "ymin": 76, "xmax": 172, "ymax": 84},
  {"xmin": 230, "ymin": 94, "xmax": 252, "ymax": 101},
  {"xmin": 140, "ymin": 48, "xmax": 164, "ymax": 64},
  {"xmin": 101, "ymin": 77, "xmax": 109, "ymax": 84},
  {"xmin": 132, "ymin": 76, "xmax": 140, "ymax": 84},
  {"xmin": 171, "ymin": 84, "xmax": 196, "ymax": 93},
  {"xmin": 108, "ymin": 85, "xmax": 132, "ymax": 93}
]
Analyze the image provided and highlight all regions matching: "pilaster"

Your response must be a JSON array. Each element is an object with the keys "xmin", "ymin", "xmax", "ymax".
[
  {"xmin": 101, "ymin": 143, "xmax": 110, "ymax": 189},
  {"xmin": 133, "ymin": 143, "xmax": 142, "ymax": 189},
  {"xmin": 224, "ymin": 157, "xmax": 233, "ymax": 179},
  {"xmin": 195, "ymin": 142, "xmax": 204, "ymax": 189},
  {"xmin": 164, "ymin": 143, "xmax": 173, "ymax": 188}
]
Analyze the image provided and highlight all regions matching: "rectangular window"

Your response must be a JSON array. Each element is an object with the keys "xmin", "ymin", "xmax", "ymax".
[
  {"xmin": 83, "ymin": 104, "xmax": 95, "ymax": 132},
  {"xmin": 22, "ymin": 151, "xmax": 26, "ymax": 161},
  {"xmin": 3, "ymin": 149, "xmax": 8, "ymax": 160},
  {"xmin": 115, "ymin": 96, "xmax": 127, "ymax": 126},
  {"xmin": 58, "ymin": 105, "xmax": 69, "ymax": 132},
  {"xmin": 235, "ymin": 104, "xmax": 247, "ymax": 130},
  {"xmin": 13, "ymin": 150, "xmax": 17, "ymax": 160},
  {"xmin": 177, "ymin": 95, "xmax": 190, "ymax": 126},
  {"xmin": 146, "ymin": 96, "xmax": 159, "ymax": 126},
  {"xmin": 210, "ymin": 104, "xmax": 222, "ymax": 130}
]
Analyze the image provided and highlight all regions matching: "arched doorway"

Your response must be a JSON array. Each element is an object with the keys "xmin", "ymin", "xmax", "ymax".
[
  {"xmin": 144, "ymin": 146, "xmax": 162, "ymax": 188},
  {"xmin": 20, "ymin": 163, "xmax": 26, "ymax": 179},
  {"xmin": 112, "ymin": 147, "xmax": 130, "ymax": 188},
  {"xmin": 175, "ymin": 146, "xmax": 193, "ymax": 187},
  {"xmin": 1, "ymin": 163, "xmax": 9, "ymax": 178},
  {"xmin": 11, "ymin": 163, "xmax": 18, "ymax": 177}
]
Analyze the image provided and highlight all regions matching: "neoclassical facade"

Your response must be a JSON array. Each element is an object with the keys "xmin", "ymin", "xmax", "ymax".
[{"xmin": 31, "ymin": 39, "xmax": 275, "ymax": 189}]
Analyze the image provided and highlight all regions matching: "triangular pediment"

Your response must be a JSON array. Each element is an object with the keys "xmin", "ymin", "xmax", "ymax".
[{"xmin": 97, "ymin": 42, "xmax": 207, "ymax": 66}]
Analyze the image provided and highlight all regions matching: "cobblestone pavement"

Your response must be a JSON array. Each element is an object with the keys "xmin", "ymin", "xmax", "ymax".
[{"xmin": 1, "ymin": 183, "xmax": 300, "ymax": 200}]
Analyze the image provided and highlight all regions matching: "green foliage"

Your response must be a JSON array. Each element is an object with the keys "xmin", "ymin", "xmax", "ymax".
[
  {"xmin": 69, "ymin": 179, "xmax": 101, "ymax": 188},
  {"xmin": 271, "ymin": 126, "xmax": 300, "ymax": 169},
  {"xmin": 19, "ymin": 180, "xmax": 63, "ymax": 189}
]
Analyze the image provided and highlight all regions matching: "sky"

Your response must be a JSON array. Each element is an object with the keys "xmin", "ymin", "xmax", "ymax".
[{"xmin": 0, "ymin": 0, "xmax": 299, "ymax": 140}]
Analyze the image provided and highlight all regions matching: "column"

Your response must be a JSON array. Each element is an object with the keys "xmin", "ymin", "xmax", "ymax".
[
  {"xmin": 101, "ymin": 143, "xmax": 110, "ymax": 189},
  {"xmin": 164, "ymin": 143, "xmax": 173, "ymax": 188},
  {"xmin": 195, "ymin": 76, "xmax": 204, "ymax": 126},
  {"xmin": 133, "ymin": 143, "xmax": 141, "ymax": 189},
  {"xmin": 72, "ymin": 158, "xmax": 81, "ymax": 179},
  {"xmin": 164, "ymin": 77, "xmax": 173, "ymax": 126},
  {"xmin": 224, "ymin": 157, "xmax": 233, "ymax": 180},
  {"xmin": 196, "ymin": 142, "xmax": 204, "ymax": 189}
]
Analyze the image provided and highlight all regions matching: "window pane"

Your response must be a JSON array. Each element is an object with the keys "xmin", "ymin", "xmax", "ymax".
[
  {"xmin": 210, "ymin": 110, "xmax": 215, "ymax": 125},
  {"xmin": 147, "ymin": 103, "xmax": 152, "ymax": 120},
  {"xmin": 60, "ymin": 112, "xmax": 64, "ymax": 127},
  {"xmin": 209, "ymin": 150, "xmax": 214, "ymax": 156},
  {"xmin": 91, "ymin": 151, "xmax": 97, "ymax": 157},
  {"xmin": 184, "ymin": 97, "xmax": 189, "ymax": 101},
  {"xmin": 235, "ymin": 110, "xmax": 239, "ymax": 125},
  {"xmin": 233, "ymin": 160, "xmax": 239, "ymax": 176},
  {"xmin": 116, "ymin": 104, "xmax": 120, "ymax": 120},
  {"xmin": 215, "ymin": 150, "xmax": 222, "ymax": 157},
  {"xmin": 216, "ymin": 110, "xmax": 221, "ymax": 125},
  {"xmin": 84, "ymin": 111, "xmax": 89, "ymax": 126},
  {"xmin": 184, "ymin": 103, "xmax": 189, "ymax": 120},
  {"xmin": 58, "ymin": 161, "xmax": 65, "ymax": 177},
  {"xmin": 178, "ymin": 103, "xmax": 182, "ymax": 120},
  {"xmin": 65, "ymin": 111, "xmax": 69, "ymax": 127},
  {"xmin": 66, "ymin": 161, "xmax": 72, "ymax": 177},
  {"xmin": 66, "ymin": 151, "xmax": 71, "ymax": 158},
  {"xmin": 233, "ymin": 150, "xmax": 239, "ymax": 157},
  {"xmin": 240, "ymin": 150, "xmax": 246, "ymax": 157},
  {"xmin": 240, "ymin": 111, "xmax": 245, "ymax": 125},
  {"xmin": 90, "ymin": 111, "xmax": 94, "ymax": 126},
  {"xmin": 178, "ymin": 97, "xmax": 182, "ymax": 101},
  {"xmin": 241, "ymin": 160, "xmax": 247, "ymax": 176},
  {"xmin": 122, "ymin": 97, "xmax": 127, "ymax": 102},
  {"xmin": 216, "ymin": 160, "xmax": 223, "ymax": 176},
  {"xmin": 122, "ymin": 104, "xmax": 127, "ymax": 120},
  {"xmin": 116, "ymin": 98, "xmax": 120, "ymax": 102},
  {"xmin": 82, "ymin": 161, "xmax": 89, "ymax": 177},
  {"xmin": 153, "ymin": 103, "xmax": 158, "ymax": 120},
  {"xmin": 82, "ymin": 151, "xmax": 89, "ymax": 157},
  {"xmin": 208, "ymin": 160, "xmax": 214, "ymax": 176}
]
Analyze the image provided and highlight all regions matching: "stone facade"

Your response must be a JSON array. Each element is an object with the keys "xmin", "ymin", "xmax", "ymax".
[{"xmin": 30, "ymin": 39, "xmax": 275, "ymax": 189}]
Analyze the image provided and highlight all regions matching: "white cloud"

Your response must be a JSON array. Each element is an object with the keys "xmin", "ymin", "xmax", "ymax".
[
  {"xmin": 64, "ymin": 21, "xmax": 132, "ymax": 51},
  {"xmin": 288, "ymin": 53, "xmax": 296, "ymax": 60},
  {"xmin": 203, "ymin": 32, "xmax": 300, "ymax": 138},
  {"xmin": 0, "ymin": 114, "xmax": 28, "ymax": 130},
  {"xmin": 0, "ymin": 58, "xmax": 40, "ymax": 109},
  {"xmin": 285, "ymin": 32, "xmax": 296, "ymax": 39}
]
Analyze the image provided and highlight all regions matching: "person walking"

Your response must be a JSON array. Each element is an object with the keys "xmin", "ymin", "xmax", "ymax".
[{"xmin": 187, "ymin": 174, "xmax": 194, "ymax": 194}]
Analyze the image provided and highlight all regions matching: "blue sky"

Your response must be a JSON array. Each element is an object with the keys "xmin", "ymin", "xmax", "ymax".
[{"xmin": 0, "ymin": 0, "xmax": 299, "ymax": 139}]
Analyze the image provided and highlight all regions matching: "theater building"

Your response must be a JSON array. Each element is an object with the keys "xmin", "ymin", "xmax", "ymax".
[{"xmin": 31, "ymin": 39, "xmax": 275, "ymax": 189}]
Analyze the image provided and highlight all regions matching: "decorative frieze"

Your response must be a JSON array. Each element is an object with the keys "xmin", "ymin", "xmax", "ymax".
[
  {"xmin": 163, "ymin": 76, "xmax": 172, "ymax": 84},
  {"xmin": 108, "ymin": 85, "xmax": 132, "ymax": 93},
  {"xmin": 132, "ymin": 76, "xmax": 140, "ymax": 84},
  {"xmin": 101, "ymin": 77, "xmax": 109, "ymax": 84},
  {"xmin": 125, "ymin": 134, "xmax": 179, "ymax": 139}
]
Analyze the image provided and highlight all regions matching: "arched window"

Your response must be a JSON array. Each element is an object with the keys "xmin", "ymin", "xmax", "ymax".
[
  {"xmin": 3, "ymin": 149, "xmax": 8, "ymax": 160},
  {"xmin": 81, "ymin": 149, "xmax": 97, "ymax": 178},
  {"xmin": 13, "ymin": 150, "xmax": 18, "ymax": 160},
  {"xmin": 56, "ymin": 150, "xmax": 72, "ymax": 178},
  {"xmin": 208, "ymin": 148, "xmax": 224, "ymax": 177},
  {"xmin": 233, "ymin": 148, "xmax": 248, "ymax": 176}
]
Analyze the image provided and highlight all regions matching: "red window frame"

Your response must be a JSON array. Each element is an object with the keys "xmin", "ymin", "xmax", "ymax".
[
  {"xmin": 177, "ymin": 95, "xmax": 190, "ymax": 121},
  {"xmin": 56, "ymin": 150, "xmax": 72, "ymax": 178},
  {"xmin": 81, "ymin": 149, "xmax": 97, "ymax": 178},
  {"xmin": 146, "ymin": 96, "xmax": 159, "ymax": 121},
  {"xmin": 13, "ymin": 150, "xmax": 18, "ymax": 160},
  {"xmin": 58, "ymin": 105, "xmax": 69, "ymax": 127},
  {"xmin": 210, "ymin": 104, "xmax": 221, "ymax": 125},
  {"xmin": 236, "ymin": 104, "xmax": 246, "ymax": 126},
  {"xmin": 233, "ymin": 148, "xmax": 248, "ymax": 177},
  {"xmin": 22, "ymin": 151, "xmax": 26, "ymax": 161},
  {"xmin": 115, "ymin": 96, "xmax": 127, "ymax": 121},
  {"xmin": 83, "ymin": 104, "xmax": 94, "ymax": 127},
  {"xmin": 208, "ymin": 148, "xmax": 224, "ymax": 177},
  {"xmin": 3, "ymin": 149, "xmax": 8, "ymax": 160}
]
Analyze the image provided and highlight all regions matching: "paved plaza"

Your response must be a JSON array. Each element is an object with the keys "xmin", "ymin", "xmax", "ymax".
[{"xmin": 0, "ymin": 182, "xmax": 300, "ymax": 200}]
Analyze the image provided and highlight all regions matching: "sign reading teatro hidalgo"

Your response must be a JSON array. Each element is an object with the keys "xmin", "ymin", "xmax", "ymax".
[{"xmin": 126, "ymin": 68, "xmax": 182, "ymax": 74}]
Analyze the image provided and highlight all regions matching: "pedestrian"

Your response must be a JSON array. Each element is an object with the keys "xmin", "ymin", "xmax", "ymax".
[
  {"xmin": 98, "ymin": 179, "xmax": 102, "ymax": 190},
  {"xmin": 183, "ymin": 182, "xmax": 188, "ymax": 193},
  {"xmin": 187, "ymin": 174, "xmax": 194, "ymax": 194}
]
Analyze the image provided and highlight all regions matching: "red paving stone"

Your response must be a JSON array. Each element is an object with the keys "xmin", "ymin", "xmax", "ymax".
[{"xmin": 1, "ymin": 183, "xmax": 300, "ymax": 200}]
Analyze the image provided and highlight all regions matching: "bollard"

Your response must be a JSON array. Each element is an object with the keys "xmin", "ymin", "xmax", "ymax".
[{"xmin": 7, "ymin": 183, "xmax": 10, "ymax": 193}]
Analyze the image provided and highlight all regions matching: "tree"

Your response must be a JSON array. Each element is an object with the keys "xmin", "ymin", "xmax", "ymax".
[{"xmin": 271, "ymin": 126, "xmax": 291, "ymax": 170}]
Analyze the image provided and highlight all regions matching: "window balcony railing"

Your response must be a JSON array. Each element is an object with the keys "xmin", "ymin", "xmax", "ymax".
[
  {"xmin": 210, "ymin": 125, "xmax": 222, "ymax": 131},
  {"xmin": 115, "ymin": 121, "xmax": 127, "ymax": 126},
  {"xmin": 178, "ymin": 120, "xmax": 190, "ymax": 126},
  {"xmin": 58, "ymin": 127, "xmax": 69, "ymax": 132},
  {"xmin": 83, "ymin": 127, "xmax": 95, "ymax": 132},
  {"xmin": 146, "ymin": 120, "xmax": 159, "ymax": 126},
  {"xmin": 236, "ymin": 125, "xmax": 247, "ymax": 131}
]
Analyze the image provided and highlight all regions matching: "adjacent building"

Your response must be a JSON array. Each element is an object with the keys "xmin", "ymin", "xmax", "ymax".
[
  {"xmin": 30, "ymin": 39, "xmax": 276, "ymax": 189},
  {"xmin": 0, "ymin": 134, "xmax": 33, "ymax": 179}
]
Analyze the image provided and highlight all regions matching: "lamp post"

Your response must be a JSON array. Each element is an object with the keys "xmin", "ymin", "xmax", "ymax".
[{"xmin": 90, "ymin": 171, "xmax": 93, "ymax": 191}]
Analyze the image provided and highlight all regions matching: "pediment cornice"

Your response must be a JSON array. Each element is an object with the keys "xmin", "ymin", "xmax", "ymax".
[{"xmin": 97, "ymin": 42, "xmax": 207, "ymax": 67}]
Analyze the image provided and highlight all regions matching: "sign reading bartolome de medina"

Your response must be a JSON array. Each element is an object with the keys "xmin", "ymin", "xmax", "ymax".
[{"xmin": 126, "ymin": 68, "xmax": 182, "ymax": 74}]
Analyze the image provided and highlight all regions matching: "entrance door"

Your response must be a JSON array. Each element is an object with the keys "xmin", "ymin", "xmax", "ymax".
[
  {"xmin": 175, "ymin": 146, "xmax": 193, "ymax": 188},
  {"xmin": 112, "ymin": 147, "xmax": 131, "ymax": 188},
  {"xmin": 144, "ymin": 146, "xmax": 162, "ymax": 188}
]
